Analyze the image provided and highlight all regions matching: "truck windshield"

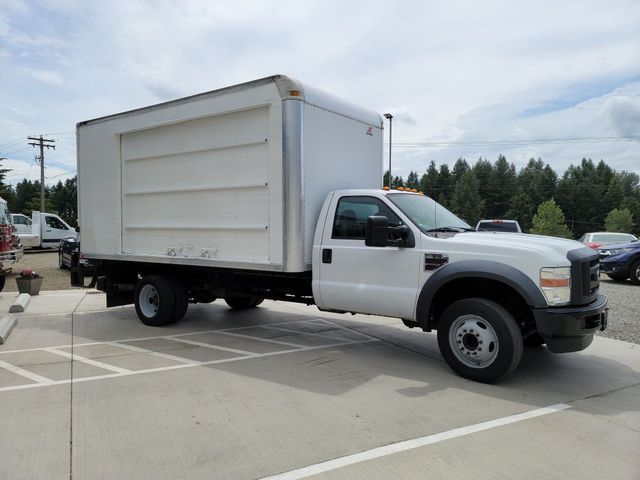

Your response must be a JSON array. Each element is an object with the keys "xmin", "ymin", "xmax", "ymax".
[{"xmin": 387, "ymin": 193, "xmax": 471, "ymax": 234}]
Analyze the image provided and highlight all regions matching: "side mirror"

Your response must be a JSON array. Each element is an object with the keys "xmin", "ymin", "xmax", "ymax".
[
  {"xmin": 365, "ymin": 216, "xmax": 415, "ymax": 248},
  {"xmin": 365, "ymin": 216, "xmax": 390, "ymax": 247}
]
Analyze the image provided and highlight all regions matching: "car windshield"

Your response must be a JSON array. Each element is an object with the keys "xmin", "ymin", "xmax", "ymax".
[
  {"xmin": 387, "ymin": 193, "xmax": 471, "ymax": 234},
  {"xmin": 592, "ymin": 233, "xmax": 637, "ymax": 243},
  {"xmin": 477, "ymin": 221, "xmax": 519, "ymax": 233}
]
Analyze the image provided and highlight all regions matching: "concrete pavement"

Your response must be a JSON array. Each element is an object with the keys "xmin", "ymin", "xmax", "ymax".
[{"xmin": 0, "ymin": 290, "xmax": 638, "ymax": 479}]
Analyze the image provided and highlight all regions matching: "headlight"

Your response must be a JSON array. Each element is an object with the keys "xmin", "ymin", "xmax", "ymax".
[{"xmin": 540, "ymin": 267, "xmax": 571, "ymax": 306}]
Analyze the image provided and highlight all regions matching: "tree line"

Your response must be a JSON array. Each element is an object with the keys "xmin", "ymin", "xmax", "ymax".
[
  {"xmin": 0, "ymin": 156, "xmax": 637, "ymax": 239},
  {"xmin": 385, "ymin": 156, "xmax": 639, "ymax": 238},
  {"xmin": 0, "ymin": 175, "xmax": 78, "ymax": 227}
]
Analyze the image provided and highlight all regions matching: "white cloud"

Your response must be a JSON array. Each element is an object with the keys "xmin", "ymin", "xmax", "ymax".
[
  {"xmin": 28, "ymin": 69, "xmax": 64, "ymax": 87},
  {"xmin": 0, "ymin": 0, "xmax": 638, "ymax": 184}
]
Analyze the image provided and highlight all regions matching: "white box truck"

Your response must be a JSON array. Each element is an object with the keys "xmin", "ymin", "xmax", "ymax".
[{"xmin": 75, "ymin": 75, "xmax": 608, "ymax": 382}]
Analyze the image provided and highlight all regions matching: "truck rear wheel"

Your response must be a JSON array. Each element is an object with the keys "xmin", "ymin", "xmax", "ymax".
[
  {"xmin": 172, "ymin": 281, "xmax": 189, "ymax": 322},
  {"xmin": 437, "ymin": 298, "xmax": 523, "ymax": 383},
  {"xmin": 225, "ymin": 295, "xmax": 264, "ymax": 310},
  {"xmin": 135, "ymin": 275, "xmax": 176, "ymax": 326}
]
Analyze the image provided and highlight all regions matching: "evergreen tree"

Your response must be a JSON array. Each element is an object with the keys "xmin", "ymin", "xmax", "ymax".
[
  {"xmin": 420, "ymin": 161, "xmax": 439, "ymax": 197},
  {"xmin": 530, "ymin": 199, "xmax": 572, "ymax": 239},
  {"xmin": 505, "ymin": 191, "xmax": 534, "ymax": 232},
  {"xmin": 451, "ymin": 171, "xmax": 484, "ymax": 226},
  {"xmin": 482, "ymin": 155, "xmax": 516, "ymax": 218},
  {"xmin": 452, "ymin": 158, "xmax": 470, "ymax": 184},
  {"xmin": 405, "ymin": 171, "xmax": 420, "ymax": 190},
  {"xmin": 438, "ymin": 164, "xmax": 453, "ymax": 207}
]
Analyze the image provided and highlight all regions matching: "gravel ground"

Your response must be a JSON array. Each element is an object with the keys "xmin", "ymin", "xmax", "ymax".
[
  {"xmin": 4, "ymin": 250, "xmax": 79, "ymax": 292},
  {"xmin": 597, "ymin": 278, "xmax": 640, "ymax": 345},
  {"xmin": 3, "ymin": 252, "xmax": 638, "ymax": 344}
]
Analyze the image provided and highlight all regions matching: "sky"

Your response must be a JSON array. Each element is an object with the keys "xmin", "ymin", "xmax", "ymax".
[{"xmin": 0, "ymin": 0, "xmax": 639, "ymax": 187}]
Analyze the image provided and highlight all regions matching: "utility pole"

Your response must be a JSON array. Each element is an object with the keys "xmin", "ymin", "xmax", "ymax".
[
  {"xmin": 27, "ymin": 135, "xmax": 55, "ymax": 212},
  {"xmin": 383, "ymin": 113, "xmax": 393, "ymax": 187}
]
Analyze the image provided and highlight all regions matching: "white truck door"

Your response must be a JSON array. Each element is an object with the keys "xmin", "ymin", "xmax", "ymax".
[
  {"xmin": 42, "ymin": 214, "xmax": 74, "ymax": 247},
  {"xmin": 11, "ymin": 214, "xmax": 32, "ymax": 235},
  {"xmin": 318, "ymin": 195, "xmax": 420, "ymax": 319}
]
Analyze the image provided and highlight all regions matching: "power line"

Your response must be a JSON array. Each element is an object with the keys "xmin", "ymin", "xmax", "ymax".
[
  {"xmin": 0, "ymin": 138, "xmax": 26, "ymax": 150},
  {"xmin": 46, "ymin": 169, "xmax": 76, "ymax": 180},
  {"xmin": 0, "ymin": 146, "xmax": 31, "ymax": 156}
]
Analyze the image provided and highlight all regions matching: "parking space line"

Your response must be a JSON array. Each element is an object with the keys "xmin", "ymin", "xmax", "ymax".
[
  {"xmin": 259, "ymin": 403, "xmax": 572, "ymax": 480},
  {"xmin": 106, "ymin": 341, "xmax": 202, "ymax": 365},
  {"xmin": 0, "ymin": 358, "xmax": 54, "ymax": 385},
  {"xmin": 0, "ymin": 319, "xmax": 324, "ymax": 356},
  {"xmin": 165, "ymin": 337, "xmax": 259, "ymax": 356},
  {"xmin": 44, "ymin": 348, "xmax": 132, "ymax": 374},
  {"xmin": 0, "ymin": 338, "xmax": 378, "ymax": 393},
  {"xmin": 214, "ymin": 330, "xmax": 307, "ymax": 348}
]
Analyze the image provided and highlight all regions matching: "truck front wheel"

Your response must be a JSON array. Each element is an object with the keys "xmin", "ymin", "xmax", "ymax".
[
  {"xmin": 437, "ymin": 298, "xmax": 523, "ymax": 383},
  {"xmin": 135, "ymin": 275, "xmax": 177, "ymax": 326}
]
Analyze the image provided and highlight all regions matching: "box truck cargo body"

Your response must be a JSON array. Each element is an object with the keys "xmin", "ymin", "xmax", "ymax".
[
  {"xmin": 78, "ymin": 75, "xmax": 382, "ymax": 273},
  {"xmin": 76, "ymin": 75, "xmax": 609, "ymax": 383}
]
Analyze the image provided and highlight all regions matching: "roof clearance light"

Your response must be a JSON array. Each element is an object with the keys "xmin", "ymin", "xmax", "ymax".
[
  {"xmin": 289, "ymin": 90, "xmax": 302, "ymax": 97},
  {"xmin": 383, "ymin": 186, "xmax": 390, "ymax": 191},
  {"xmin": 397, "ymin": 187, "xmax": 404, "ymax": 191}
]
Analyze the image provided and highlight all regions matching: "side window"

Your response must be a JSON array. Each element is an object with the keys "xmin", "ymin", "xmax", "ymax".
[
  {"xmin": 332, "ymin": 196, "xmax": 402, "ymax": 240},
  {"xmin": 45, "ymin": 216, "xmax": 66, "ymax": 230},
  {"xmin": 13, "ymin": 216, "xmax": 25, "ymax": 225}
]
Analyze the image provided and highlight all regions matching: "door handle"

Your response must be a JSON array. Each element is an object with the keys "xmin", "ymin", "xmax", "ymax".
[{"xmin": 322, "ymin": 248, "xmax": 332, "ymax": 264}]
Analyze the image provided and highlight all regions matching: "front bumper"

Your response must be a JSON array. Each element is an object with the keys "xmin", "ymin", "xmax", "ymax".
[
  {"xmin": 600, "ymin": 258, "xmax": 629, "ymax": 277},
  {"xmin": 0, "ymin": 246, "xmax": 24, "ymax": 268},
  {"xmin": 533, "ymin": 294, "xmax": 608, "ymax": 353}
]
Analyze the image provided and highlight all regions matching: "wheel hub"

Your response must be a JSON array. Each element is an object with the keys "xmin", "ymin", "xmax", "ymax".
[
  {"xmin": 449, "ymin": 315, "xmax": 499, "ymax": 368},
  {"xmin": 139, "ymin": 284, "xmax": 159, "ymax": 318}
]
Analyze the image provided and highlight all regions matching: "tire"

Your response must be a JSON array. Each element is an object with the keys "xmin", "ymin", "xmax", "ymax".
[
  {"xmin": 606, "ymin": 273, "xmax": 627, "ymax": 282},
  {"xmin": 172, "ymin": 281, "xmax": 189, "ymax": 322},
  {"xmin": 523, "ymin": 333, "xmax": 545, "ymax": 347},
  {"xmin": 225, "ymin": 295, "xmax": 264, "ymax": 310},
  {"xmin": 437, "ymin": 298, "xmax": 523, "ymax": 383},
  {"xmin": 58, "ymin": 252, "xmax": 67, "ymax": 270},
  {"xmin": 134, "ymin": 275, "xmax": 176, "ymax": 326},
  {"xmin": 0, "ymin": 275, "xmax": 5, "ymax": 292},
  {"xmin": 630, "ymin": 259, "xmax": 640, "ymax": 286}
]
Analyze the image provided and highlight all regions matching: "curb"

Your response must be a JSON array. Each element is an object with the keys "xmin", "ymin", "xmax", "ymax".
[
  {"xmin": 9, "ymin": 293, "xmax": 31, "ymax": 313},
  {"xmin": 0, "ymin": 314, "xmax": 17, "ymax": 344}
]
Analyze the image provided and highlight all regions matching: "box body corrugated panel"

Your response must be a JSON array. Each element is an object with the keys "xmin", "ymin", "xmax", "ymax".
[{"xmin": 77, "ymin": 75, "xmax": 382, "ymax": 272}]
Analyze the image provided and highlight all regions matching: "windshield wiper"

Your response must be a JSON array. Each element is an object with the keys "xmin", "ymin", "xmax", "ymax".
[{"xmin": 424, "ymin": 226, "xmax": 474, "ymax": 233}]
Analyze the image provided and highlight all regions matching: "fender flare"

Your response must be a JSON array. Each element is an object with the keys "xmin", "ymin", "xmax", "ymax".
[{"xmin": 415, "ymin": 260, "xmax": 547, "ymax": 330}]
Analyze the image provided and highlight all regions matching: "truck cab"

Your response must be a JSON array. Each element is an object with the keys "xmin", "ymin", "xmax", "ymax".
[
  {"xmin": 313, "ymin": 189, "xmax": 607, "ymax": 382},
  {"xmin": 17, "ymin": 212, "xmax": 77, "ymax": 249}
]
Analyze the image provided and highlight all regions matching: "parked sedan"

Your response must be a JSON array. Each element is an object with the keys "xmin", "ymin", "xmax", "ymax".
[
  {"xmin": 598, "ymin": 240, "xmax": 640, "ymax": 284},
  {"xmin": 580, "ymin": 232, "xmax": 637, "ymax": 249}
]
